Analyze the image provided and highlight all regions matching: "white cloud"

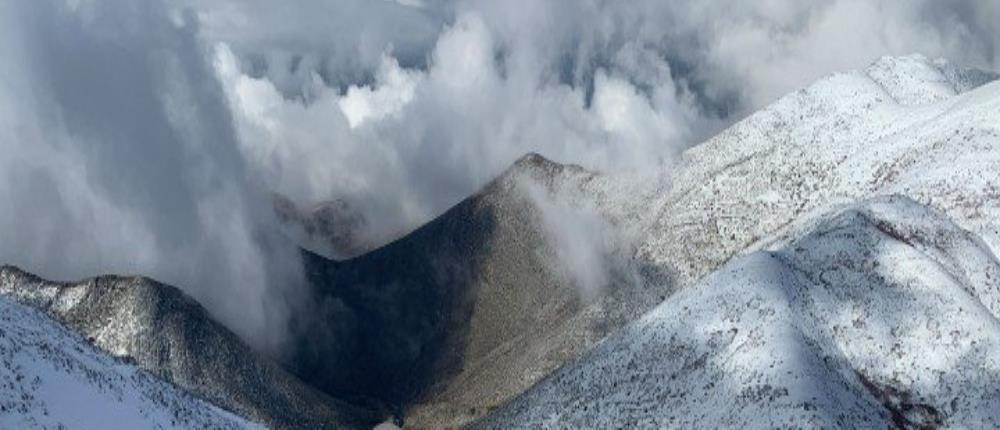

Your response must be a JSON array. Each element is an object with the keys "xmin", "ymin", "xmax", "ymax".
[
  {"xmin": 199, "ymin": 1, "xmax": 998, "ymax": 253},
  {"xmin": 0, "ymin": 0, "xmax": 302, "ymax": 354},
  {"xmin": 338, "ymin": 55, "xmax": 420, "ymax": 128},
  {"xmin": 1, "ymin": 0, "xmax": 998, "ymax": 354}
]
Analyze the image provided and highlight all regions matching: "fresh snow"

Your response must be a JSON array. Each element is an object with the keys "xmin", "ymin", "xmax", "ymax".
[
  {"xmin": 478, "ymin": 196, "xmax": 1000, "ymax": 428},
  {"xmin": 639, "ymin": 54, "xmax": 1000, "ymax": 288},
  {"xmin": 3, "ymin": 54, "xmax": 997, "ymax": 429},
  {"xmin": 0, "ymin": 297, "xmax": 260, "ymax": 429},
  {"xmin": 477, "ymin": 55, "xmax": 1000, "ymax": 428}
]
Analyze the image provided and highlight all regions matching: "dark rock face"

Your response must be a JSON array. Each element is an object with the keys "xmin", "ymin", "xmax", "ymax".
[
  {"xmin": 293, "ymin": 153, "xmax": 670, "ymax": 428},
  {"xmin": 0, "ymin": 153, "xmax": 668, "ymax": 429},
  {"xmin": 0, "ymin": 266, "xmax": 378, "ymax": 430},
  {"xmin": 296, "ymin": 191, "xmax": 497, "ymax": 408}
]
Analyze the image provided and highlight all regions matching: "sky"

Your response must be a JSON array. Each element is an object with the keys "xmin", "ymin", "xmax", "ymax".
[{"xmin": 0, "ymin": 0, "xmax": 997, "ymax": 352}]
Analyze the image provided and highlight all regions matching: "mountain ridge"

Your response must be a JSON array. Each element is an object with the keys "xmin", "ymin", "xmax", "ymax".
[
  {"xmin": 477, "ymin": 195, "xmax": 1000, "ymax": 428},
  {"xmin": 476, "ymin": 54, "xmax": 1000, "ymax": 428},
  {"xmin": 0, "ymin": 293, "xmax": 261, "ymax": 429},
  {"xmin": 0, "ymin": 265, "xmax": 377, "ymax": 429},
  {"xmin": 294, "ymin": 151, "xmax": 668, "ymax": 428}
]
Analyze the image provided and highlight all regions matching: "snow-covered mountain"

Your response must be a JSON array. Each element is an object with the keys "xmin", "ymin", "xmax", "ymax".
[
  {"xmin": 272, "ymin": 54, "xmax": 1000, "ymax": 428},
  {"xmin": 475, "ymin": 55, "xmax": 1000, "ymax": 427},
  {"xmin": 0, "ymin": 295, "xmax": 259, "ymax": 429},
  {"xmin": 3, "ymin": 54, "xmax": 997, "ymax": 429},
  {"xmin": 640, "ymin": 55, "xmax": 999, "ymax": 288},
  {"xmin": 477, "ymin": 196, "xmax": 1000, "ymax": 428},
  {"xmin": 0, "ymin": 266, "xmax": 377, "ymax": 429}
]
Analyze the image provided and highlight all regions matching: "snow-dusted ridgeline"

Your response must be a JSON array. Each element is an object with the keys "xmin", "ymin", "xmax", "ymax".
[
  {"xmin": 478, "ymin": 196, "xmax": 1000, "ymax": 428},
  {"xmin": 0, "ymin": 296, "xmax": 260, "ymax": 429},
  {"xmin": 640, "ymin": 55, "xmax": 1000, "ymax": 287},
  {"xmin": 476, "ymin": 55, "xmax": 1000, "ymax": 428},
  {"xmin": 0, "ymin": 267, "xmax": 377, "ymax": 429}
]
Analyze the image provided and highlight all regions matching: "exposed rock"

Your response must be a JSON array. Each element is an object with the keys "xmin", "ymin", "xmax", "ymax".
[
  {"xmin": 295, "ymin": 152, "xmax": 670, "ymax": 428},
  {"xmin": 0, "ymin": 266, "xmax": 378, "ymax": 429}
]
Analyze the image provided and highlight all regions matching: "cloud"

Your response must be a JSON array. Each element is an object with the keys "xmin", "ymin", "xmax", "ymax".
[
  {"xmin": 217, "ymin": 10, "xmax": 702, "ymax": 251},
  {"xmin": 0, "ymin": 0, "xmax": 302, "ymax": 354},
  {"xmin": 203, "ymin": 0, "xmax": 1000, "ymax": 252},
  {"xmin": 1, "ymin": 0, "xmax": 998, "ymax": 356},
  {"xmin": 519, "ymin": 178, "xmax": 616, "ymax": 299},
  {"xmin": 178, "ymin": 0, "xmax": 448, "ymax": 92}
]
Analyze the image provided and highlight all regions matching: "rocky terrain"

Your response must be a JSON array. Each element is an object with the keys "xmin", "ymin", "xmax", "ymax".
[
  {"xmin": 640, "ymin": 55, "xmax": 1000, "ymax": 288},
  {"xmin": 476, "ymin": 55, "xmax": 1000, "ymax": 428},
  {"xmin": 0, "ymin": 266, "xmax": 377, "ymax": 429},
  {"xmin": 295, "ymin": 153, "xmax": 670, "ymax": 428},
  {"xmin": 2, "ymin": 54, "xmax": 998, "ymax": 429}
]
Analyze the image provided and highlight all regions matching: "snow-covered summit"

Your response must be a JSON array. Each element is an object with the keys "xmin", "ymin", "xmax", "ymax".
[
  {"xmin": 639, "ymin": 55, "xmax": 1000, "ymax": 288},
  {"xmin": 865, "ymin": 54, "xmax": 997, "ymax": 105}
]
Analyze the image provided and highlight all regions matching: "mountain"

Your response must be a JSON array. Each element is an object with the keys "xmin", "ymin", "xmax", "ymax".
[
  {"xmin": 0, "ymin": 295, "xmax": 258, "ymax": 429},
  {"xmin": 640, "ymin": 54, "xmax": 999, "ymax": 288},
  {"xmin": 294, "ymin": 153, "xmax": 669, "ymax": 428},
  {"xmin": 4, "ymin": 54, "xmax": 995, "ymax": 429},
  {"xmin": 476, "ymin": 55, "xmax": 1000, "ymax": 427},
  {"xmin": 476, "ymin": 196, "xmax": 1000, "ymax": 428},
  {"xmin": 0, "ymin": 266, "xmax": 378, "ymax": 429}
]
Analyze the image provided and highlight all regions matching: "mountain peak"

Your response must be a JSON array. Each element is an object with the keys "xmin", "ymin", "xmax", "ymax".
[
  {"xmin": 863, "ymin": 54, "xmax": 998, "ymax": 105},
  {"xmin": 502, "ymin": 152, "xmax": 592, "ymax": 184}
]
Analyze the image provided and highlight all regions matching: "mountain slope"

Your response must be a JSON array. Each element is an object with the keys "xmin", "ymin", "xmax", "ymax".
[
  {"xmin": 475, "ymin": 55, "xmax": 1000, "ymax": 428},
  {"xmin": 0, "ymin": 266, "xmax": 377, "ymax": 429},
  {"xmin": 478, "ymin": 196, "xmax": 1000, "ymax": 428},
  {"xmin": 640, "ymin": 54, "xmax": 1000, "ymax": 288},
  {"xmin": 296, "ymin": 153, "xmax": 669, "ymax": 428},
  {"xmin": 0, "ymin": 296, "xmax": 259, "ymax": 429},
  {"xmin": 296, "ymin": 55, "xmax": 998, "ymax": 428}
]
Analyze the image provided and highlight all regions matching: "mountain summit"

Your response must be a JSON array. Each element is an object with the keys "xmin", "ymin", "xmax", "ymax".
[
  {"xmin": 2, "ymin": 55, "xmax": 998, "ymax": 429},
  {"xmin": 477, "ymin": 55, "xmax": 1000, "ymax": 427},
  {"xmin": 295, "ymin": 150, "xmax": 667, "ymax": 428}
]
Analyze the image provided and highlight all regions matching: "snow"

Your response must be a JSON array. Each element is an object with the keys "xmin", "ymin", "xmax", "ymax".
[
  {"xmin": 638, "ymin": 54, "xmax": 1000, "ymax": 288},
  {"xmin": 476, "ymin": 56, "xmax": 1000, "ymax": 428},
  {"xmin": 0, "ymin": 297, "xmax": 261, "ymax": 429},
  {"xmin": 3, "ymin": 54, "xmax": 997, "ymax": 429},
  {"xmin": 478, "ymin": 196, "xmax": 1000, "ymax": 428},
  {"xmin": 0, "ymin": 268, "xmax": 376, "ymax": 429}
]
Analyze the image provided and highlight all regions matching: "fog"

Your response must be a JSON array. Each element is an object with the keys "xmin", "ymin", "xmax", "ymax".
[{"xmin": 1, "ymin": 0, "xmax": 997, "ymax": 351}]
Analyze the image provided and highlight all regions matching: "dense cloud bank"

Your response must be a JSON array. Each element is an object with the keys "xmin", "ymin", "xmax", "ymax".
[
  {"xmin": 207, "ymin": 0, "xmax": 1000, "ymax": 246},
  {"xmin": 0, "ymin": 0, "xmax": 997, "ymax": 350},
  {"xmin": 0, "ymin": 1, "xmax": 302, "ymax": 352}
]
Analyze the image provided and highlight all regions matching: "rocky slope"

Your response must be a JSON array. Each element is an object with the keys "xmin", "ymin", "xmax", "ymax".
[
  {"xmin": 0, "ymin": 295, "xmax": 259, "ymax": 429},
  {"xmin": 0, "ymin": 266, "xmax": 377, "ymax": 429},
  {"xmin": 3, "ymin": 54, "xmax": 994, "ymax": 429},
  {"xmin": 295, "ymin": 153, "xmax": 669, "ymax": 428}
]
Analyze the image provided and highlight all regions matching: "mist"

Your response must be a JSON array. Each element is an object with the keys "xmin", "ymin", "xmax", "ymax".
[
  {"xmin": 0, "ymin": 0, "xmax": 302, "ymax": 353},
  {"xmin": 1, "ymin": 0, "xmax": 998, "ymax": 353},
  {"xmin": 207, "ymin": 0, "xmax": 1000, "ymax": 250}
]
